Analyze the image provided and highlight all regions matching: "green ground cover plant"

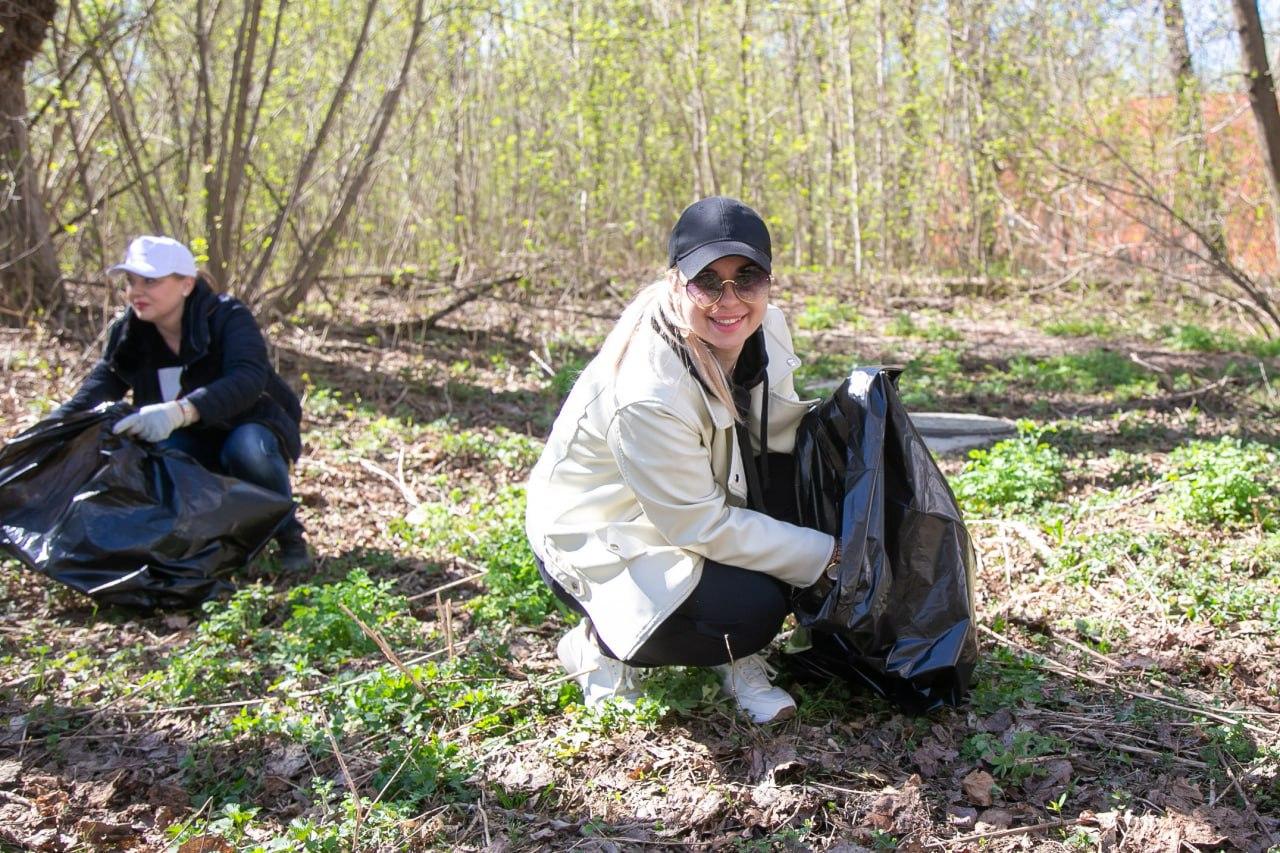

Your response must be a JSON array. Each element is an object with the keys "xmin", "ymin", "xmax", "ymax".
[
  {"xmin": 951, "ymin": 421, "xmax": 1067, "ymax": 515},
  {"xmin": 1042, "ymin": 318, "xmax": 1116, "ymax": 338},
  {"xmin": 1003, "ymin": 349, "xmax": 1153, "ymax": 396},
  {"xmin": 2, "ymin": 287, "xmax": 1278, "ymax": 850},
  {"xmin": 794, "ymin": 296, "xmax": 866, "ymax": 331},
  {"xmin": 397, "ymin": 484, "xmax": 558, "ymax": 625},
  {"xmin": 1161, "ymin": 436, "xmax": 1279, "ymax": 527}
]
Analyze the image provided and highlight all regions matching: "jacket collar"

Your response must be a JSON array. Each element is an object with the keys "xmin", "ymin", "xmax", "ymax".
[
  {"xmin": 111, "ymin": 278, "xmax": 216, "ymax": 369},
  {"xmin": 649, "ymin": 315, "xmax": 796, "ymax": 433}
]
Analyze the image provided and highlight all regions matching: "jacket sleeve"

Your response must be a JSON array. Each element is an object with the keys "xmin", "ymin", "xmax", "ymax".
[
  {"xmin": 606, "ymin": 399, "xmax": 834, "ymax": 587},
  {"xmin": 52, "ymin": 358, "xmax": 128, "ymax": 418},
  {"xmin": 183, "ymin": 303, "xmax": 269, "ymax": 426}
]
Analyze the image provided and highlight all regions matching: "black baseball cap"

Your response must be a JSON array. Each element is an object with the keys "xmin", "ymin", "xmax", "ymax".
[{"xmin": 668, "ymin": 196, "xmax": 772, "ymax": 278}]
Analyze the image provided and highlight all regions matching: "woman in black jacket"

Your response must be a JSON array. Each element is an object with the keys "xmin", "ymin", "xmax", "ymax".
[{"xmin": 55, "ymin": 235, "xmax": 311, "ymax": 571}]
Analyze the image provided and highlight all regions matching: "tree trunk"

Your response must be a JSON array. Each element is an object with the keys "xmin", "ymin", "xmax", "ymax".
[
  {"xmin": 1232, "ymin": 0, "xmax": 1280, "ymax": 261},
  {"xmin": 1163, "ymin": 0, "xmax": 1224, "ymax": 254},
  {"xmin": 0, "ymin": 0, "xmax": 61, "ymax": 320}
]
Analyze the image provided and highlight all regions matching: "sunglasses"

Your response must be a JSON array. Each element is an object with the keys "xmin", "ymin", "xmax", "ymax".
[{"xmin": 684, "ymin": 266, "xmax": 772, "ymax": 308}]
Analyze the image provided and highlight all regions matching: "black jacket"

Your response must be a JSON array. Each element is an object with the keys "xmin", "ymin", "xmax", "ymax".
[{"xmin": 55, "ymin": 279, "xmax": 303, "ymax": 461}]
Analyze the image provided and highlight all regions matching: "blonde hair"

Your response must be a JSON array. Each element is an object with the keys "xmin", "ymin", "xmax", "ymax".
[{"xmin": 601, "ymin": 271, "xmax": 739, "ymax": 420}]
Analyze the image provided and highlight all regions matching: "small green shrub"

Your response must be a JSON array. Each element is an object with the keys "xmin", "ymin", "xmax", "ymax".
[
  {"xmin": 373, "ymin": 734, "xmax": 477, "ymax": 806},
  {"xmin": 1243, "ymin": 336, "xmax": 1280, "ymax": 358},
  {"xmin": 282, "ymin": 570, "xmax": 419, "ymax": 663},
  {"xmin": 399, "ymin": 485, "xmax": 557, "ymax": 625},
  {"xmin": 963, "ymin": 730, "xmax": 1066, "ymax": 785},
  {"xmin": 550, "ymin": 354, "xmax": 590, "ymax": 398},
  {"xmin": 1052, "ymin": 530, "xmax": 1167, "ymax": 587},
  {"xmin": 152, "ymin": 571, "xmax": 419, "ymax": 701},
  {"xmin": 1162, "ymin": 437, "xmax": 1278, "ymax": 527},
  {"xmin": 968, "ymin": 642, "xmax": 1048, "ymax": 715},
  {"xmin": 793, "ymin": 352, "xmax": 856, "ymax": 398},
  {"xmin": 886, "ymin": 312, "xmax": 963, "ymax": 341},
  {"xmin": 431, "ymin": 421, "xmax": 542, "ymax": 469},
  {"xmin": 951, "ymin": 421, "xmax": 1066, "ymax": 515},
  {"xmin": 898, "ymin": 349, "xmax": 972, "ymax": 408},
  {"xmin": 795, "ymin": 296, "xmax": 864, "ymax": 331}
]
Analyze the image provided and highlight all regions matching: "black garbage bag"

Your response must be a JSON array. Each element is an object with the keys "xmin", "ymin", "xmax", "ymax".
[
  {"xmin": 0, "ymin": 403, "xmax": 292, "ymax": 609},
  {"xmin": 790, "ymin": 367, "xmax": 978, "ymax": 712}
]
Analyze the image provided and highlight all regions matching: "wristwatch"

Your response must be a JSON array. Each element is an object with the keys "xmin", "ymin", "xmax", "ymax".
[{"xmin": 177, "ymin": 398, "xmax": 198, "ymax": 426}]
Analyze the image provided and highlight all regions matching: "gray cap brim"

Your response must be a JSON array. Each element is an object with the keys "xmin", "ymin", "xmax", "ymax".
[{"xmin": 675, "ymin": 240, "xmax": 772, "ymax": 279}]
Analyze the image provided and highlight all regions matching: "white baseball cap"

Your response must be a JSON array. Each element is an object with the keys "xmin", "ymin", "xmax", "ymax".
[{"xmin": 109, "ymin": 235, "xmax": 198, "ymax": 278}]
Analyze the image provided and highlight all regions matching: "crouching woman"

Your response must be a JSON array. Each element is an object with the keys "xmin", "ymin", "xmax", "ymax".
[
  {"xmin": 53, "ymin": 235, "xmax": 312, "ymax": 571},
  {"xmin": 525, "ymin": 198, "xmax": 840, "ymax": 723}
]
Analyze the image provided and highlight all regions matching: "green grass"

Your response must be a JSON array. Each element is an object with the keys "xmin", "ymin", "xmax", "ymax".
[
  {"xmin": 146, "ymin": 570, "xmax": 419, "ymax": 702},
  {"xmin": 886, "ymin": 312, "xmax": 963, "ymax": 341}
]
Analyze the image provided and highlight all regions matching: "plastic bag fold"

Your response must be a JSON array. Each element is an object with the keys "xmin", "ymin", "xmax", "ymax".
[{"xmin": 0, "ymin": 404, "xmax": 291, "ymax": 609}]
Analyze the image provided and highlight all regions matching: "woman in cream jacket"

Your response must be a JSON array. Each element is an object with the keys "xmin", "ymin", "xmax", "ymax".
[{"xmin": 525, "ymin": 197, "xmax": 840, "ymax": 723}]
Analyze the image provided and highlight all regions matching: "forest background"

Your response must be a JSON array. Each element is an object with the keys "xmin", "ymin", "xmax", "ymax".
[
  {"xmin": 3, "ymin": 0, "xmax": 1280, "ymax": 851},
  {"xmin": 4, "ymin": 0, "xmax": 1280, "ymax": 326}
]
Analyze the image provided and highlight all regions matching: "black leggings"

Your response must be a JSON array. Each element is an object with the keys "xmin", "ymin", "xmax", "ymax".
[
  {"xmin": 539, "ymin": 452, "xmax": 798, "ymax": 668},
  {"xmin": 538, "ymin": 556, "xmax": 790, "ymax": 667}
]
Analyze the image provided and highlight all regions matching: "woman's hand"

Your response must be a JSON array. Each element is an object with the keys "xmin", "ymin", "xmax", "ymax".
[{"xmin": 113, "ymin": 401, "xmax": 189, "ymax": 442}]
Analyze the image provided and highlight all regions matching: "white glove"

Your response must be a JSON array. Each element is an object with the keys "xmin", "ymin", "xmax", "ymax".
[{"xmin": 113, "ymin": 401, "xmax": 188, "ymax": 442}]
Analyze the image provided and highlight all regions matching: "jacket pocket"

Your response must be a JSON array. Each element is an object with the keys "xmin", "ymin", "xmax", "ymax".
[
  {"xmin": 766, "ymin": 393, "xmax": 816, "ymax": 454},
  {"xmin": 540, "ymin": 540, "xmax": 592, "ymax": 598}
]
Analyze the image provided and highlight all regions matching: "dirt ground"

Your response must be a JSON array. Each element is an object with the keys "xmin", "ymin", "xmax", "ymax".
[{"xmin": 0, "ymin": 281, "xmax": 1278, "ymax": 851}]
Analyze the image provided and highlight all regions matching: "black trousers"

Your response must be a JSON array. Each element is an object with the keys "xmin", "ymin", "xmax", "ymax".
[{"xmin": 538, "ymin": 453, "xmax": 799, "ymax": 668}]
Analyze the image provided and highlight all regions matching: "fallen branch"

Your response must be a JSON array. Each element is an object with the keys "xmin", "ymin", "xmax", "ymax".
[
  {"xmin": 406, "ymin": 569, "xmax": 487, "ymax": 602},
  {"xmin": 337, "ymin": 602, "xmax": 429, "ymax": 695},
  {"xmin": 978, "ymin": 625, "xmax": 1274, "ymax": 738},
  {"xmin": 967, "ymin": 519, "xmax": 1056, "ymax": 565},
  {"xmin": 357, "ymin": 457, "xmax": 420, "ymax": 507},
  {"xmin": 421, "ymin": 273, "xmax": 525, "ymax": 330},
  {"xmin": 925, "ymin": 817, "xmax": 1081, "ymax": 848},
  {"xmin": 1224, "ymin": 756, "xmax": 1280, "ymax": 848}
]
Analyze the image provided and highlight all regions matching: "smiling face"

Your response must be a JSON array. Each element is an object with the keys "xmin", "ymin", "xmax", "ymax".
[
  {"xmin": 675, "ymin": 255, "xmax": 769, "ymax": 369},
  {"xmin": 123, "ymin": 273, "xmax": 193, "ymax": 335}
]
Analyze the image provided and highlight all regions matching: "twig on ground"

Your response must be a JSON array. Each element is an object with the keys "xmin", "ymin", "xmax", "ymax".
[
  {"xmin": 925, "ymin": 817, "xmax": 1081, "ymax": 847},
  {"xmin": 357, "ymin": 457, "xmax": 421, "ymax": 507},
  {"xmin": 322, "ymin": 711, "xmax": 363, "ymax": 843},
  {"xmin": 527, "ymin": 349, "xmax": 556, "ymax": 377},
  {"xmin": 968, "ymin": 519, "xmax": 1055, "ymax": 565},
  {"xmin": 1080, "ymin": 480, "xmax": 1173, "ymax": 514},
  {"xmin": 433, "ymin": 595, "xmax": 454, "ymax": 660},
  {"xmin": 406, "ymin": 569, "xmax": 486, "ymax": 602},
  {"xmin": 979, "ymin": 625, "xmax": 1274, "ymax": 738},
  {"xmin": 1224, "ymin": 756, "xmax": 1280, "ymax": 847},
  {"xmin": 337, "ymin": 602, "xmax": 428, "ymax": 695}
]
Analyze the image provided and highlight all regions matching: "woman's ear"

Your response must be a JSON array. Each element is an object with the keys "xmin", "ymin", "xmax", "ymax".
[{"xmin": 180, "ymin": 275, "xmax": 195, "ymax": 297}]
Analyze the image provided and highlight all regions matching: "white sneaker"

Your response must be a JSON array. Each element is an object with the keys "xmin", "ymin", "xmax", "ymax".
[
  {"xmin": 715, "ymin": 654, "xmax": 797, "ymax": 724},
  {"xmin": 556, "ymin": 620, "xmax": 643, "ymax": 708}
]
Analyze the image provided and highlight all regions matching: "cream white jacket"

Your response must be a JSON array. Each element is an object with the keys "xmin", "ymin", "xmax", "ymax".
[{"xmin": 526, "ymin": 304, "xmax": 836, "ymax": 660}]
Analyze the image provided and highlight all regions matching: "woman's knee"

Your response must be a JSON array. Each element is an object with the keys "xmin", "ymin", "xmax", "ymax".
[
  {"xmin": 683, "ymin": 563, "xmax": 790, "ymax": 658},
  {"xmin": 220, "ymin": 424, "xmax": 289, "ymax": 493}
]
